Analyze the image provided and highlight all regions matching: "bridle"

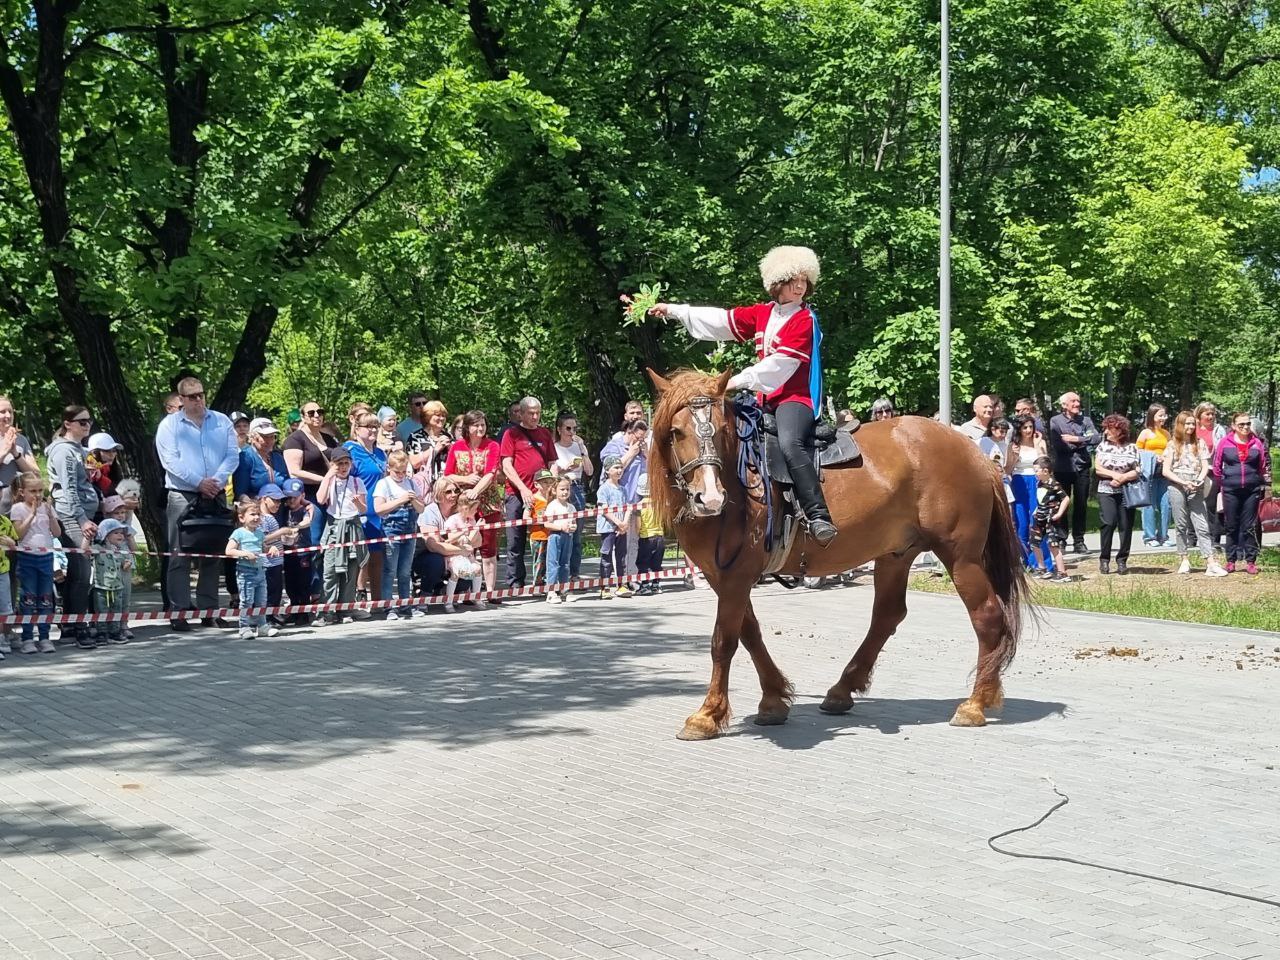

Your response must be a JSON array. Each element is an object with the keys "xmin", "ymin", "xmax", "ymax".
[{"xmin": 668, "ymin": 396, "xmax": 724, "ymax": 514}]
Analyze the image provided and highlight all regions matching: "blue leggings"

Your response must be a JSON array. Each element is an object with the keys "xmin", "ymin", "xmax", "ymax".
[{"xmin": 1009, "ymin": 474, "xmax": 1054, "ymax": 572}]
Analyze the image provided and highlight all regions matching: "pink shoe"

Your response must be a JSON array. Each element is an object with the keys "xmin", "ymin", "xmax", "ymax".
[
  {"xmin": 1246, "ymin": 562, "xmax": 1259, "ymax": 576},
  {"xmin": 1225, "ymin": 561, "xmax": 1236, "ymax": 573}
]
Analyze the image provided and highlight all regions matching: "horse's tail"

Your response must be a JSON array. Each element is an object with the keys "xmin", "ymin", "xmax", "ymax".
[{"xmin": 982, "ymin": 470, "xmax": 1031, "ymax": 675}]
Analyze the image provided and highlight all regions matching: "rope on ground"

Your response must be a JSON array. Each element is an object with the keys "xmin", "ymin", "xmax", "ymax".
[{"xmin": 987, "ymin": 778, "xmax": 1280, "ymax": 910}]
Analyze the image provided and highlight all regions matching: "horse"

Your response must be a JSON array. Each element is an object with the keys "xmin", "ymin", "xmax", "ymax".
[{"xmin": 647, "ymin": 368, "xmax": 1031, "ymax": 741}]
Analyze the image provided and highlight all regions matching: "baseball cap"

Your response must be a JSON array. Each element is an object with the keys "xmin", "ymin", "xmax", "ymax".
[
  {"xmin": 286, "ymin": 408, "xmax": 302, "ymax": 425},
  {"xmin": 326, "ymin": 446, "xmax": 352, "ymax": 462},
  {"xmin": 231, "ymin": 411, "xmax": 250, "ymax": 424},
  {"xmin": 102, "ymin": 495, "xmax": 126, "ymax": 514},
  {"xmin": 534, "ymin": 468, "xmax": 554, "ymax": 483},
  {"xmin": 249, "ymin": 416, "xmax": 278, "ymax": 435},
  {"xmin": 281, "ymin": 478, "xmax": 305, "ymax": 498},
  {"xmin": 376, "ymin": 405, "xmax": 397, "ymax": 422},
  {"xmin": 257, "ymin": 483, "xmax": 285, "ymax": 501},
  {"xmin": 87, "ymin": 432, "xmax": 122, "ymax": 451},
  {"xmin": 602, "ymin": 456, "xmax": 622, "ymax": 470}
]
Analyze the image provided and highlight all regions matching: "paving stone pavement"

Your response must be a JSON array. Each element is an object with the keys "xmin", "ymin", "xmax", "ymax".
[{"xmin": 1, "ymin": 582, "xmax": 1278, "ymax": 960}]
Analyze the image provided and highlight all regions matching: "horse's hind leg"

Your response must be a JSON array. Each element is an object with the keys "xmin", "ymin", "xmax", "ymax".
[
  {"xmin": 739, "ymin": 599, "xmax": 795, "ymax": 726},
  {"xmin": 677, "ymin": 584, "xmax": 749, "ymax": 741},
  {"xmin": 947, "ymin": 559, "xmax": 1007, "ymax": 728},
  {"xmin": 820, "ymin": 554, "xmax": 912, "ymax": 715}
]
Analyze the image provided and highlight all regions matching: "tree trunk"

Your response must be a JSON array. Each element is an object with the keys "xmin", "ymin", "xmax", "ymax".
[
  {"xmin": 1115, "ymin": 363, "xmax": 1140, "ymax": 417},
  {"xmin": 1180, "ymin": 338, "xmax": 1200, "ymax": 412}
]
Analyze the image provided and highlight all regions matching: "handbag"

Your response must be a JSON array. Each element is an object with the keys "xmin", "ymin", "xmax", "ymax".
[
  {"xmin": 1261, "ymin": 495, "xmax": 1280, "ymax": 534},
  {"xmin": 1122, "ymin": 477, "xmax": 1152, "ymax": 509},
  {"xmin": 177, "ymin": 495, "xmax": 235, "ymax": 553}
]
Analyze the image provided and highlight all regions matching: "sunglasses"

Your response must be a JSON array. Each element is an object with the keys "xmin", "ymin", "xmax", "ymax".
[
  {"xmin": 181, "ymin": 391, "xmax": 204, "ymax": 400},
  {"xmin": 412, "ymin": 400, "xmax": 427, "ymax": 407},
  {"xmin": 70, "ymin": 417, "xmax": 93, "ymax": 426},
  {"xmin": 304, "ymin": 409, "xmax": 325, "ymax": 417}
]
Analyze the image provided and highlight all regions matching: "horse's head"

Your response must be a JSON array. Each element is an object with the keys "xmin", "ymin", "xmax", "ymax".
[{"xmin": 648, "ymin": 368, "xmax": 734, "ymax": 520}]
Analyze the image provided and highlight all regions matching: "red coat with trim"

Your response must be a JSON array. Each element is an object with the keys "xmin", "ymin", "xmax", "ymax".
[{"xmin": 727, "ymin": 302, "xmax": 815, "ymax": 409}]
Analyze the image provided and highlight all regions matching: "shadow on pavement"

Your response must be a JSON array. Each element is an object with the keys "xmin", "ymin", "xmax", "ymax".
[
  {"xmin": 0, "ymin": 600, "xmax": 705, "ymax": 775},
  {"xmin": 741, "ymin": 696, "xmax": 1069, "ymax": 748},
  {"xmin": 0, "ymin": 802, "xmax": 206, "ymax": 859}
]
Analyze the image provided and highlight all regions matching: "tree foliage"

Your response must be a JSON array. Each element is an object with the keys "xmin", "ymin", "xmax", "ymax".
[{"xmin": 2, "ymin": 0, "xmax": 1277, "ymax": 545}]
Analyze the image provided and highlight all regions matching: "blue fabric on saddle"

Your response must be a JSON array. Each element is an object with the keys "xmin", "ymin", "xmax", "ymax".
[
  {"xmin": 733, "ymin": 393, "xmax": 776, "ymax": 551},
  {"xmin": 808, "ymin": 307, "xmax": 824, "ymax": 417}
]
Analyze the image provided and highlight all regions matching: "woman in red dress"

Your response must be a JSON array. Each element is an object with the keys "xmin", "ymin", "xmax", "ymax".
[{"xmin": 444, "ymin": 410, "xmax": 503, "ymax": 598}]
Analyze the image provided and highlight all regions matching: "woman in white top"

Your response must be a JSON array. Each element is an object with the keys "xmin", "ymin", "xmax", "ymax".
[
  {"xmin": 1162, "ymin": 410, "xmax": 1226, "ymax": 577},
  {"xmin": 551, "ymin": 412, "xmax": 593, "ymax": 579},
  {"xmin": 373, "ymin": 451, "xmax": 425, "ymax": 619},
  {"xmin": 1006, "ymin": 414, "xmax": 1051, "ymax": 573}
]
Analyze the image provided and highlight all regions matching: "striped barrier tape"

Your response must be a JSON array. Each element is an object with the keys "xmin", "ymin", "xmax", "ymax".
[
  {"xmin": 0, "ymin": 564, "xmax": 701, "ymax": 627},
  {"xmin": 10, "ymin": 501, "xmax": 644, "ymax": 561}
]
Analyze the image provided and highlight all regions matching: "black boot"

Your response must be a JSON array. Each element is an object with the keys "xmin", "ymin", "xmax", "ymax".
[{"xmin": 788, "ymin": 459, "xmax": 837, "ymax": 546}]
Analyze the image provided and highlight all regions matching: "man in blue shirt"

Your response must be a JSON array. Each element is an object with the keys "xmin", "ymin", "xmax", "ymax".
[{"xmin": 155, "ymin": 377, "xmax": 239, "ymax": 631}]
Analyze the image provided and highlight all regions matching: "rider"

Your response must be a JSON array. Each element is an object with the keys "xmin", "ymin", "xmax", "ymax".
[{"xmin": 649, "ymin": 245, "xmax": 837, "ymax": 545}]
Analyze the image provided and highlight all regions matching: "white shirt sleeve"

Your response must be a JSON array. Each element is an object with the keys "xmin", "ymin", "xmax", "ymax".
[
  {"xmin": 727, "ymin": 355, "xmax": 801, "ymax": 394},
  {"xmin": 668, "ymin": 304, "xmax": 734, "ymax": 342}
]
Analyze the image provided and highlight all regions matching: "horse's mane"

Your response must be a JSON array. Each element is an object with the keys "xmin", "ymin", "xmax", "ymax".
[{"xmin": 648, "ymin": 369, "xmax": 730, "ymax": 528}]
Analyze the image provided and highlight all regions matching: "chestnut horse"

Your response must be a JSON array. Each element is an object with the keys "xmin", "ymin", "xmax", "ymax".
[{"xmin": 648, "ymin": 369, "xmax": 1030, "ymax": 740}]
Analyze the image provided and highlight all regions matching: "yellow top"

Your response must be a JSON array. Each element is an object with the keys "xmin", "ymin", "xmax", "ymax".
[
  {"xmin": 1136, "ymin": 427, "xmax": 1169, "ymax": 456},
  {"xmin": 638, "ymin": 500, "xmax": 664, "ymax": 539}
]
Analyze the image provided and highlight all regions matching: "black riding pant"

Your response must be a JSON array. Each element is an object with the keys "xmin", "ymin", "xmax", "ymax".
[{"xmin": 773, "ymin": 401, "xmax": 816, "ymax": 471}]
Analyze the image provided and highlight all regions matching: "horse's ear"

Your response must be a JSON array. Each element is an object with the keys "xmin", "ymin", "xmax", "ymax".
[
  {"xmin": 647, "ymin": 368, "xmax": 672, "ymax": 395},
  {"xmin": 714, "ymin": 368, "xmax": 733, "ymax": 396}
]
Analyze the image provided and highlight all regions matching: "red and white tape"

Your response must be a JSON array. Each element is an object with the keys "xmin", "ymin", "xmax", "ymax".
[
  {"xmin": 13, "ymin": 501, "xmax": 643, "ymax": 561},
  {"xmin": 0, "ymin": 565, "xmax": 700, "ymax": 627}
]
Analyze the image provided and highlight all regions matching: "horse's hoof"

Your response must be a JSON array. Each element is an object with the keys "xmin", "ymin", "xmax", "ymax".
[
  {"xmin": 949, "ymin": 702, "xmax": 987, "ymax": 727},
  {"xmin": 753, "ymin": 710, "xmax": 789, "ymax": 726},
  {"xmin": 819, "ymin": 695, "xmax": 854, "ymax": 715},
  {"xmin": 676, "ymin": 717, "xmax": 722, "ymax": 741}
]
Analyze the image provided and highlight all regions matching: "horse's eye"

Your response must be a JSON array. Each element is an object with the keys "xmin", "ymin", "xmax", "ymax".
[{"xmin": 671, "ymin": 426, "xmax": 683, "ymax": 439}]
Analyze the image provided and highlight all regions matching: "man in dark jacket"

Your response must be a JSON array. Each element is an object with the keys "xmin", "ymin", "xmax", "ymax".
[{"xmin": 1049, "ymin": 391, "xmax": 1100, "ymax": 554}]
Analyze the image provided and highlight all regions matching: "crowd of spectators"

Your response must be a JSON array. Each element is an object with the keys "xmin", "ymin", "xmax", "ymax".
[
  {"xmin": 945, "ymin": 392, "xmax": 1274, "ymax": 580},
  {"xmin": 0, "ymin": 382, "xmax": 670, "ymax": 655},
  {"xmin": 0, "ymin": 379, "xmax": 1274, "ymax": 657}
]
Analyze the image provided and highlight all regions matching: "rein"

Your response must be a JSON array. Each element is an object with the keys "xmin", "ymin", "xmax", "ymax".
[
  {"xmin": 732, "ymin": 393, "xmax": 773, "ymax": 553},
  {"xmin": 666, "ymin": 392, "xmax": 774, "ymax": 572}
]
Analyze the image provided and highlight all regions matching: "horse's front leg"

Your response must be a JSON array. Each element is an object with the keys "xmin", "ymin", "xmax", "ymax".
[{"xmin": 677, "ymin": 587, "xmax": 748, "ymax": 741}]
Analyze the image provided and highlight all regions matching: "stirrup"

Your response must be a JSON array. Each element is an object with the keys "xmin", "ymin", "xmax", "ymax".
[{"xmin": 806, "ymin": 517, "xmax": 838, "ymax": 546}]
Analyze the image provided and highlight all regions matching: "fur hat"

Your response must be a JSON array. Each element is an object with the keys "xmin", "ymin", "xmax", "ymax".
[{"xmin": 758, "ymin": 245, "xmax": 820, "ymax": 291}]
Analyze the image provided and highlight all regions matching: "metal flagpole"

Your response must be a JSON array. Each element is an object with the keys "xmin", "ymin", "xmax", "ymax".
[{"xmin": 938, "ymin": 0, "xmax": 952, "ymax": 424}]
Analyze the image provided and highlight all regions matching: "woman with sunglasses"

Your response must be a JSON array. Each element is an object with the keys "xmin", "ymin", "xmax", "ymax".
[
  {"xmin": 45, "ymin": 406, "xmax": 100, "ymax": 647},
  {"xmin": 1212, "ymin": 412, "xmax": 1272, "ymax": 575},
  {"xmin": 283, "ymin": 402, "xmax": 339, "ymax": 593},
  {"xmin": 551, "ymin": 412, "xmax": 593, "ymax": 579}
]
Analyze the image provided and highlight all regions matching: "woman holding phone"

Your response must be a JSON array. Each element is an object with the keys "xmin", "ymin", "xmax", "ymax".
[{"xmin": 552, "ymin": 412, "xmax": 594, "ymax": 579}]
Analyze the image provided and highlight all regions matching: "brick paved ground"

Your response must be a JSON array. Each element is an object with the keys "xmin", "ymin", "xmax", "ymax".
[{"xmin": 1, "ymin": 582, "xmax": 1277, "ymax": 960}]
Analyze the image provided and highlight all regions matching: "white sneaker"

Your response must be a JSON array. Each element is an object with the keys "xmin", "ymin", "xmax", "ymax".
[
  {"xmin": 563, "ymin": 592, "xmax": 577, "ymax": 604},
  {"xmin": 544, "ymin": 591, "xmax": 560, "ymax": 604},
  {"xmin": 386, "ymin": 609, "xmax": 402, "ymax": 621},
  {"xmin": 443, "ymin": 602, "xmax": 456, "ymax": 613},
  {"xmin": 38, "ymin": 638, "xmax": 55, "ymax": 654},
  {"xmin": 1176, "ymin": 558, "xmax": 1191, "ymax": 575},
  {"xmin": 259, "ymin": 625, "xmax": 280, "ymax": 638},
  {"xmin": 238, "ymin": 628, "xmax": 255, "ymax": 640},
  {"xmin": 1205, "ymin": 564, "xmax": 1229, "ymax": 578},
  {"xmin": 20, "ymin": 639, "xmax": 38, "ymax": 655}
]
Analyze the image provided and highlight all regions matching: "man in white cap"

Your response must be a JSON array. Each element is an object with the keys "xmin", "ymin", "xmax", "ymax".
[{"xmin": 649, "ymin": 245, "xmax": 837, "ymax": 544}]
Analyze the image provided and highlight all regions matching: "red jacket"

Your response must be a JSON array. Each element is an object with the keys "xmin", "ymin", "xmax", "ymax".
[{"xmin": 726, "ymin": 302, "xmax": 816, "ymax": 409}]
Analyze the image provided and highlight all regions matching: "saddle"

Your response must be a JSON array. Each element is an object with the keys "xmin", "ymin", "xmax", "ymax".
[
  {"xmin": 760, "ymin": 413, "xmax": 862, "ymax": 484},
  {"xmin": 751, "ymin": 413, "xmax": 862, "ymax": 578}
]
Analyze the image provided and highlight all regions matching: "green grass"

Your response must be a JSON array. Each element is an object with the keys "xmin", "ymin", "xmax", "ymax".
[{"xmin": 909, "ymin": 549, "xmax": 1280, "ymax": 633}]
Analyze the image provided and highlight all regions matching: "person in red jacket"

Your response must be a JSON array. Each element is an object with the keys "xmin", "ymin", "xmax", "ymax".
[{"xmin": 650, "ymin": 245, "xmax": 836, "ymax": 544}]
